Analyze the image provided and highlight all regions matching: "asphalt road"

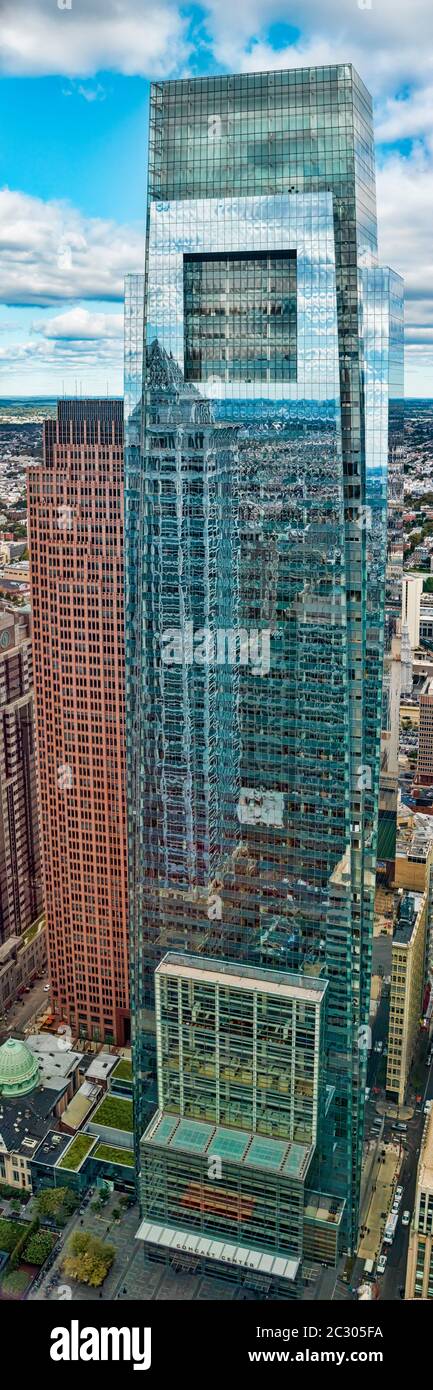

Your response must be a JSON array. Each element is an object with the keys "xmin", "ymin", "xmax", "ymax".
[
  {"xmin": 0, "ymin": 976, "xmax": 50, "ymax": 1042},
  {"xmin": 367, "ymin": 989, "xmax": 390, "ymax": 1091},
  {"xmin": 379, "ymin": 1051, "xmax": 433, "ymax": 1301}
]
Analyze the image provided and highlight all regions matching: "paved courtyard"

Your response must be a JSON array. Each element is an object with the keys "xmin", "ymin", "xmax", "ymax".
[{"xmin": 28, "ymin": 1191, "xmax": 252, "ymax": 1302}]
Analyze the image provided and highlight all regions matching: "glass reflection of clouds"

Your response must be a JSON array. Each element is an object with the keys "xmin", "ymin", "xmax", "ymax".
[{"xmin": 147, "ymin": 193, "xmax": 341, "ymax": 402}]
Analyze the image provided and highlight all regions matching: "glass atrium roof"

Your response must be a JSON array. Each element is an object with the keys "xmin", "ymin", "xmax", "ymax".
[{"xmin": 144, "ymin": 1110, "xmax": 313, "ymax": 1181}]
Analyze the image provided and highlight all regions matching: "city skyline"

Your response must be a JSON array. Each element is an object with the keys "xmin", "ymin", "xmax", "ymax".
[
  {"xmin": 0, "ymin": 0, "xmax": 432, "ymax": 395},
  {"xmin": 0, "ymin": 3, "xmax": 432, "ymax": 1320}
]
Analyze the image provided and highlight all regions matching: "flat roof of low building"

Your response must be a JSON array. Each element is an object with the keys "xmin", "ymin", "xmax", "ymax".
[
  {"xmin": 32, "ymin": 1128, "xmax": 74, "ymax": 1167},
  {"xmin": 142, "ymin": 1110, "xmax": 313, "ymax": 1183},
  {"xmin": 394, "ymin": 892, "xmax": 424, "ymax": 947},
  {"xmin": 84, "ymin": 1053, "xmax": 118, "ymax": 1082},
  {"xmin": 303, "ymin": 1190, "xmax": 345, "ymax": 1226},
  {"xmin": 27, "ymin": 1035, "xmax": 82, "ymax": 1081},
  {"xmin": 418, "ymin": 1109, "xmax": 433, "ymax": 1194},
  {"xmin": 60, "ymin": 1081, "xmax": 101, "ymax": 1131},
  {"xmin": 0, "ymin": 1088, "xmax": 56, "ymax": 1157},
  {"xmin": 157, "ymin": 952, "xmax": 327, "ymax": 1004}
]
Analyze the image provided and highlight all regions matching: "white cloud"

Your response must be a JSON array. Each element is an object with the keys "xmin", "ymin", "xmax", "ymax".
[
  {"xmin": 200, "ymin": 0, "xmax": 433, "ymax": 96},
  {"xmin": 376, "ymin": 88, "xmax": 433, "ymax": 145},
  {"xmin": 0, "ymin": 333, "xmax": 124, "ymax": 396},
  {"xmin": 0, "ymin": 188, "xmax": 142, "ymax": 306},
  {"xmin": 77, "ymin": 82, "xmax": 106, "ymax": 103},
  {"xmin": 0, "ymin": 0, "xmax": 190, "ymax": 77},
  {"xmin": 1, "ymin": 0, "xmax": 432, "ymax": 100},
  {"xmin": 34, "ymin": 307, "xmax": 123, "ymax": 340},
  {"xmin": 377, "ymin": 149, "xmax": 433, "ymax": 326}
]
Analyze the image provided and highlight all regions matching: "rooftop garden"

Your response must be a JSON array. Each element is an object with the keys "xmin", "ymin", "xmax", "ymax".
[
  {"xmin": 113, "ymin": 1058, "xmax": 133, "ymax": 1082},
  {"xmin": 58, "ymin": 1134, "xmax": 95, "ymax": 1171},
  {"xmin": 92, "ymin": 1095, "xmax": 133, "ymax": 1132},
  {"xmin": 94, "ymin": 1143, "xmax": 135, "ymax": 1168},
  {"xmin": 21, "ymin": 913, "xmax": 45, "ymax": 948},
  {"xmin": 1, "ymin": 1267, "xmax": 32, "ymax": 1298}
]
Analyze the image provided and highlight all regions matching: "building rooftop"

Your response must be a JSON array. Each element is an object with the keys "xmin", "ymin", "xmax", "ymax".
[
  {"xmin": 157, "ymin": 952, "xmax": 328, "ymax": 1004},
  {"xmin": 418, "ymin": 1109, "xmax": 433, "ymax": 1195},
  {"xmin": 394, "ymin": 892, "xmax": 424, "ymax": 947},
  {"xmin": 0, "ymin": 1036, "xmax": 40, "ymax": 1098},
  {"xmin": 303, "ymin": 1190, "xmax": 345, "ymax": 1226},
  {"xmin": 84, "ymin": 1053, "xmax": 118, "ymax": 1083},
  {"xmin": 143, "ymin": 1110, "xmax": 313, "ymax": 1183},
  {"xmin": 26, "ymin": 1035, "xmax": 82, "ymax": 1083},
  {"xmin": 60, "ymin": 1081, "xmax": 101, "ymax": 1131},
  {"xmin": 0, "ymin": 1083, "xmax": 58, "ymax": 1157},
  {"xmin": 32, "ymin": 1128, "xmax": 75, "ymax": 1168}
]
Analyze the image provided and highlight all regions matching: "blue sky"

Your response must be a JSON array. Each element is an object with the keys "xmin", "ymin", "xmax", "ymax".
[{"xmin": 0, "ymin": 0, "xmax": 432, "ymax": 395}]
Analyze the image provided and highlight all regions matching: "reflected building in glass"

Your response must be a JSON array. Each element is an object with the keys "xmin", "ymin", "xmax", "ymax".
[{"xmin": 125, "ymin": 63, "xmax": 403, "ymax": 1294}]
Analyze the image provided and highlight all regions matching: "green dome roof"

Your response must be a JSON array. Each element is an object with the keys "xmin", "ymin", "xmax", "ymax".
[{"xmin": 0, "ymin": 1037, "xmax": 40, "ymax": 1098}]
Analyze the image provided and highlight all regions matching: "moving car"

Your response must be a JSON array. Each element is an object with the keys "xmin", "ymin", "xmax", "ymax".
[{"xmin": 402, "ymin": 1210, "xmax": 411, "ymax": 1227}]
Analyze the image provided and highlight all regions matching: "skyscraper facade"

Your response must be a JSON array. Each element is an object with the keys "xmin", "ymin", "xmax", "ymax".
[
  {"xmin": 125, "ymin": 63, "xmax": 403, "ymax": 1275},
  {"xmin": 28, "ymin": 401, "xmax": 129, "ymax": 1045},
  {"xmin": 0, "ymin": 606, "xmax": 43, "ymax": 947},
  {"xmin": 405, "ymin": 1109, "xmax": 433, "ymax": 1300},
  {"xmin": 136, "ymin": 952, "xmax": 345, "ymax": 1296}
]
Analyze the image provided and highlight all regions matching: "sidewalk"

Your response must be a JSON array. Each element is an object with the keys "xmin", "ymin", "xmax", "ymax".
[
  {"xmin": 28, "ymin": 1193, "xmax": 139, "ymax": 1302},
  {"xmin": 358, "ymin": 1145, "xmax": 401, "ymax": 1262}
]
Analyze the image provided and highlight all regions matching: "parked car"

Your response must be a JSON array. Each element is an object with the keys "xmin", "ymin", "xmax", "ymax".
[
  {"xmin": 395, "ymin": 1186, "xmax": 404, "ymax": 1201},
  {"xmin": 402, "ymin": 1210, "xmax": 411, "ymax": 1227},
  {"xmin": 377, "ymin": 1254, "xmax": 387, "ymax": 1276},
  {"xmin": 43, "ymin": 984, "xmax": 50, "ymax": 992}
]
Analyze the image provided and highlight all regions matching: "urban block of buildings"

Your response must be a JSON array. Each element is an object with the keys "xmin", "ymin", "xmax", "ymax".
[{"xmin": 0, "ymin": 1034, "xmax": 134, "ymax": 1194}]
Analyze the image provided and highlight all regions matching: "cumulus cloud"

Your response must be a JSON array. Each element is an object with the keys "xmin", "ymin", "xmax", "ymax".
[
  {"xmin": 377, "ymin": 149, "xmax": 433, "ymax": 338},
  {"xmin": 0, "ymin": 0, "xmax": 190, "ymax": 77},
  {"xmin": 0, "ymin": 334, "xmax": 124, "ymax": 394},
  {"xmin": 1, "ymin": 0, "xmax": 433, "ymax": 99},
  {"xmin": 33, "ymin": 307, "xmax": 123, "ymax": 340},
  {"xmin": 200, "ymin": 0, "xmax": 433, "ymax": 95},
  {"xmin": 1, "ymin": 0, "xmax": 433, "ymax": 392},
  {"xmin": 0, "ymin": 188, "xmax": 142, "ymax": 306}
]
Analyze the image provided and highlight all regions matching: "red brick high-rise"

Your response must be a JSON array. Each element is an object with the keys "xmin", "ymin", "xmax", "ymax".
[{"xmin": 27, "ymin": 400, "xmax": 129, "ymax": 1044}]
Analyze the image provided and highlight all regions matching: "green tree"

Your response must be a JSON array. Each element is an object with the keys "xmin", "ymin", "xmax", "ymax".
[
  {"xmin": 36, "ymin": 1187, "xmax": 79, "ymax": 1222},
  {"xmin": 24, "ymin": 1229, "xmax": 55, "ymax": 1266},
  {"xmin": 61, "ymin": 1231, "xmax": 115, "ymax": 1288}
]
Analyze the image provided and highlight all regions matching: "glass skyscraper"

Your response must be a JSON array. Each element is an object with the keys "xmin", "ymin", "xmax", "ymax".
[{"xmin": 125, "ymin": 63, "xmax": 403, "ymax": 1289}]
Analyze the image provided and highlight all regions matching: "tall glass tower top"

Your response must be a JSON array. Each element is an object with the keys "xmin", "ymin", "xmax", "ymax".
[{"xmin": 125, "ymin": 63, "xmax": 403, "ymax": 1280}]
